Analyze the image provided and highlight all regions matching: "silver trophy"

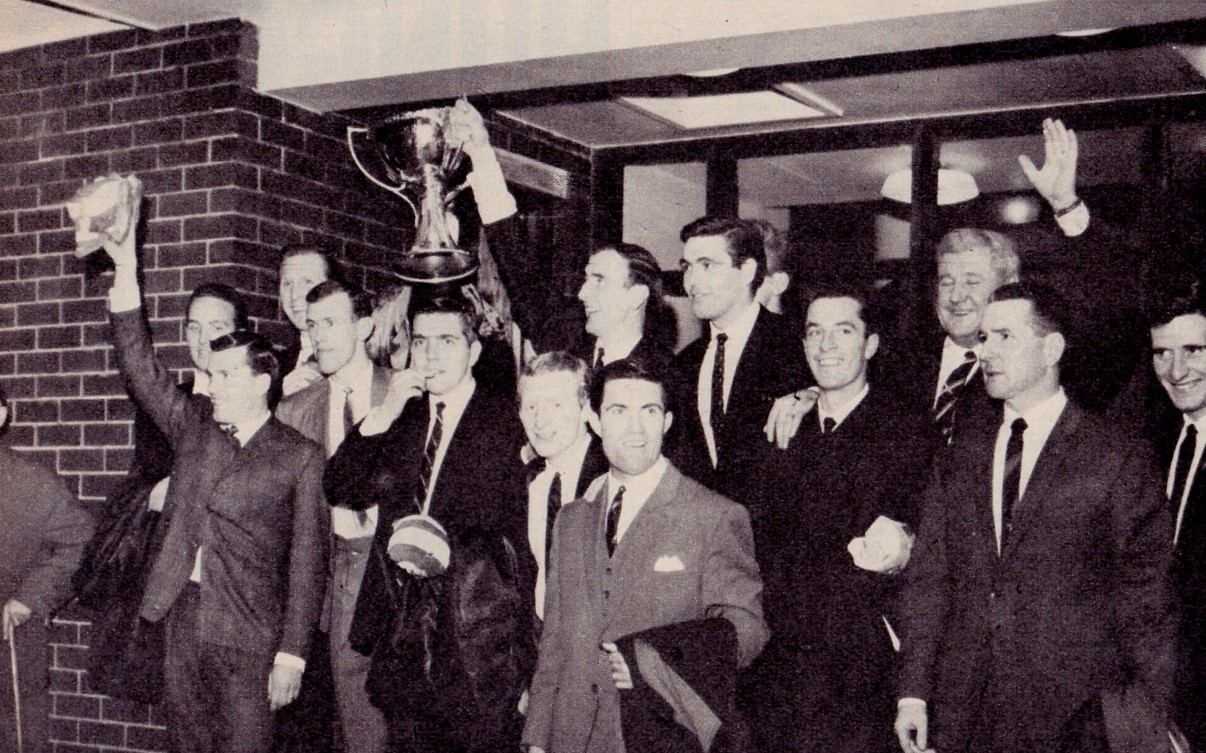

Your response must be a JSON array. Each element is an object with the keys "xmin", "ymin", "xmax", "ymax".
[{"xmin": 348, "ymin": 108, "xmax": 475, "ymax": 284}]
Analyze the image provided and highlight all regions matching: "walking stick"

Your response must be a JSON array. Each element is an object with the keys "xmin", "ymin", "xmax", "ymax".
[{"xmin": 8, "ymin": 629, "xmax": 22, "ymax": 753}]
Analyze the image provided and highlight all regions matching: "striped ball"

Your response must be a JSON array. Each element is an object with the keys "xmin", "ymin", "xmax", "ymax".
[{"xmin": 387, "ymin": 514, "xmax": 451, "ymax": 578}]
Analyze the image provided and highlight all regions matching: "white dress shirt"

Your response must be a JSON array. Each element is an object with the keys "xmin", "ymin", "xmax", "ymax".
[
  {"xmin": 933, "ymin": 338, "xmax": 982, "ymax": 406},
  {"xmin": 817, "ymin": 383, "xmax": 869, "ymax": 432},
  {"xmin": 420, "ymin": 377, "xmax": 477, "ymax": 515},
  {"xmin": 992, "ymin": 388, "xmax": 1067, "ymax": 553},
  {"xmin": 698, "ymin": 301, "xmax": 762, "ymax": 467},
  {"xmin": 607, "ymin": 456, "xmax": 669, "ymax": 545},
  {"xmin": 1168, "ymin": 413, "xmax": 1206, "ymax": 546},
  {"xmin": 593, "ymin": 332, "xmax": 641, "ymax": 367},
  {"xmin": 528, "ymin": 434, "xmax": 593, "ymax": 618},
  {"xmin": 328, "ymin": 357, "xmax": 379, "ymax": 538}
]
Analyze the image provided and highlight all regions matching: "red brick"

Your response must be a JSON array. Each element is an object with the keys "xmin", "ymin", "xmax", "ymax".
[
  {"xmin": 0, "ymin": 353, "xmax": 12, "ymax": 374},
  {"xmin": 0, "ymin": 185, "xmax": 36, "ymax": 210},
  {"xmin": 105, "ymin": 447, "xmax": 135, "ymax": 472},
  {"xmin": 18, "ymin": 351, "xmax": 59, "ymax": 373},
  {"xmin": 86, "ymin": 124, "xmax": 132, "ymax": 152},
  {"xmin": 183, "ymin": 264, "xmax": 242, "ymax": 289},
  {"xmin": 107, "ymin": 396, "xmax": 136, "ymax": 420},
  {"xmin": 163, "ymin": 83, "xmax": 237, "ymax": 115},
  {"xmin": 0, "ymin": 374, "xmax": 34, "ymax": 397},
  {"xmin": 20, "ymin": 62, "xmax": 65, "ymax": 88},
  {"xmin": 40, "ymin": 179, "xmax": 85, "ymax": 205},
  {"xmin": 60, "ymin": 397, "xmax": 106, "ymax": 421},
  {"xmin": 133, "ymin": 117, "xmax": 183, "ymax": 146},
  {"xmin": 62, "ymin": 349, "xmax": 106, "ymax": 372},
  {"xmin": 37, "ymin": 423, "xmax": 81, "ymax": 446},
  {"xmin": 19, "ymin": 159, "xmax": 66, "ymax": 186},
  {"xmin": 63, "ymin": 101, "xmax": 112, "ymax": 130},
  {"xmin": 19, "ymin": 254, "xmax": 62, "ymax": 278},
  {"xmin": 38, "ymin": 325, "xmax": 82, "ymax": 348},
  {"xmin": 2, "ymin": 139, "xmax": 38, "ymax": 164},
  {"xmin": 136, "ymin": 26, "xmax": 187, "ymax": 45},
  {"xmin": 62, "ymin": 298, "xmax": 107, "ymax": 324},
  {"xmin": 144, "ymin": 267, "xmax": 182, "ymax": 293},
  {"xmin": 164, "ymin": 38, "xmax": 215, "ymax": 67},
  {"xmin": 157, "ymin": 191, "xmax": 207, "ymax": 217},
  {"xmin": 50, "ymin": 619, "xmax": 82, "ymax": 645},
  {"xmin": 38, "ymin": 374, "xmax": 81, "ymax": 397},
  {"xmin": 0, "ymin": 327, "xmax": 36, "ymax": 349},
  {"xmin": 88, "ymin": 28, "xmax": 139, "ymax": 54},
  {"xmin": 100, "ymin": 696, "xmax": 151, "ymax": 724},
  {"xmin": 159, "ymin": 140, "xmax": 208, "ymax": 167},
  {"xmin": 157, "ymin": 242, "xmax": 207, "ymax": 267},
  {"xmin": 49, "ymin": 716, "xmax": 78, "ymax": 743},
  {"xmin": 65, "ymin": 55, "xmax": 111, "ymax": 82},
  {"xmin": 41, "ymin": 83, "xmax": 87, "ymax": 110},
  {"xmin": 83, "ymin": 323, "xmax": 110, "ymax": 346},
  {"xmin": 139, "ymin": 167, "xmax": 184, "ymax": 194},
  {"xmin": 63, "ymin": 153, "xmax": 111, "ymax": 180},
  {"xmin": 83, "ymin": 372, "xmax": 123, "ymax": 394},
  {"xmin": 38, "ymin": 228, "xmax": 75, "ymax": 254},
  {"xmin": 185, "ymin": 108, "xmax": 256, "ymax": 139},
  {"xmin": 37, "ymin": 276, "xmax": 82, "ymax": 300},
  {"xmin": 136, "ymin": 67, "xmax": 184, "ymax": 96},
  {"xmin": 0, "ymin": 259, "xmax": 13, "ymax": 281},
  {"xmin": 85, "ymin": 75, "xmax": 135, "ymax": 103},
  {"xmin": 113, "ymin": 94, "xmax": 164, "ymax": 124},
  {"xmin": 41, "ymin": 131, "xmax": 87, "ymax": 158},
  {"xmin": 5, "ymin": 425, "xmax": 33, "ymax": 445},
  {"xmin": 260, "ymin": 118, "xmax": 306, "ymax": 151},
  {"xmin": 146, "ymin": 218, "xmax": 182, "ymax": 244},
  {"xmin": 78, "ymin": 719, "xmax": 125, "ymax": 747},
  {"xmin": 111, "ymin": 145, "xmax": 159, "ymax": 172},
  {"xmin": 114, "ymin": 46, "xmax": 161, "ymax": 74},
  {"xmin": 49, "ymin": 669, "xmax": 81, "ymax": 695},
  {"xmin": 18, "ymin": 301, "xmax": 60, "ymax": 325},
  {"xmin": 84, "ymin": 422, "xmax": 128, "ymax": 445},
  {"xmin": 14, "ymin": 400, "xmax": 58, "ymax": 422},
  {"xmin": 127, "ymin": 723, "xmax": 170, "ymax": 751},
  {"xmin": 190, "ymin": 18, "xmax": 243, "ymax": 37},
  {"xmin": 185, "ymin": 162, "xmax": 256, "ymax": 190},
  {"xmin": 17, "ymin": 208, "xmax": 61, "ymax": 233},
  {"xmin": 183, "ymin": 214, "xmax": 231, "ymax": 240},
  {"xmin": 60, "ymin": 449, "xmax": 104, "ymax": 471},
  {"xmin": 187, "ymin": 59, "xmax": 239, "ymax": 88}
]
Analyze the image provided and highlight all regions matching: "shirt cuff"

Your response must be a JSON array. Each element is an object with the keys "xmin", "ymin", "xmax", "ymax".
[
  {"xmin": 1054, "ymin": 200, "xmax": 1089, "ymax": 237},
  {"xmin": 274, "ymin": 652, "xmax": 306, "ymax": 671},
  {"xmin": 108, "ymin": 276, "xmax": 141, "ymax": 313},
  {"xmin": 465, "ymin": 151, "xmax": 517, "ymax": 225},
  {"xmin": 898, "ymin": 698, "xmax": 927, "ymax": 710},
  {"xmin": 358, "ymin": 406, "xmax": 396, "ymax": 437}
]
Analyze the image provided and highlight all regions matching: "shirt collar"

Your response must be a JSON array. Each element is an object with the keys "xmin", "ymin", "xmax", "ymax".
[
  {"xmin": 429, "ymin": 375, "xmax": 476, "ymax": 414},
  {"xmin": 817, "ymin": 383, "xmax": 869, "ymax": 430},
  {"xmin": 607, "ymin": 455, "xmax": 668, "ymax": 504},
  {"xmin": 1003, "ymin": 387, "xmax": 1067, "ymax": 433},
  {"xmin": 595, "ymin": 332, "xmax": 642, "ymax": 365},
  {"xmin": 709, "ymin": 299, "xmax": 761, "ymax": 341},
  {"xmin": 942, "ymin": 336, "xmax": 982, "ymax": 360},
  {"xmin": 1182, "ymin": 412, "xmax": 1206, "ymax": 435},
  {"xmin": 227, "ymin": 409, "xmax": 272, "ymax": 446}
]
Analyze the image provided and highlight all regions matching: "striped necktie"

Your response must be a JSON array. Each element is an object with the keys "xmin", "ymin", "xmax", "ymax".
[
  {"xmin": 934, "ymin": 350, "xmax": 976, "ymax": 444},
  {"xmin": 415, "ymin": 402, "xmax": 445, "ymax": 514}
]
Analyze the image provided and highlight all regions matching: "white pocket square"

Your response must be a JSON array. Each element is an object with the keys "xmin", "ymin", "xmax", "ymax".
[{"xmin": 653, "ymin": 555, "xmax": 685, "ymax": 572}]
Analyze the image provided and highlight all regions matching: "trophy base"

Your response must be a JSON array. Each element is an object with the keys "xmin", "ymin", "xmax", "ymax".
[{"xmin": 393, "ymin": 248, "xmax": 478, "ymax": 285}]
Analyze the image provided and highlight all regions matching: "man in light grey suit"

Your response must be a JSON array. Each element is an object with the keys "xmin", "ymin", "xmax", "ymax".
[
  {"xmin": 275, "ymin": 278, "xmax": 392, "ymax": 753},
  {"xmin": 523, "ymin": 359, "xmax": 768, "ymax": 753}
]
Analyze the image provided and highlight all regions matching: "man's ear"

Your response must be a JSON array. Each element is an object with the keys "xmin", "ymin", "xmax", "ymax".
[
  {"xmin": 253, "ymin": 372, "xmax": 272, "ymax": 401},
  {"xmin": 1042, "ymin": 331, "xmax": 1066, "ymax": 367},
  {"xmin": 864, "ymin": 332, "xmax": 880, "ymax": 362},
  {"xmin": 587, "ymin": 409, "xmax": 602, "ymax": 437},
  {"xmin": 662, "ymin": 410, "xmax": 674, "ymax": 435},
  {"xmin": 740, "ymin": 258, "xmax": 758, "ymax": 288},
  {"xmin": 357, "ymin": 316, "xmax": 375, "ymax": 342},
  {"xmin": 0, "ymin": 405, "xmax": 8, "ymax": 430},
  {"xmin": 468, "ymin": 338, "xmax": 482, "ymax": 368},
  {"xmin": 628, "ymin": 283, "xmax": 650, "ymax": 312}
]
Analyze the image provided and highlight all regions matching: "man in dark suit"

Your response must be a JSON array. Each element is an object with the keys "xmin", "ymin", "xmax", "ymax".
[
  {"xmin": 672, "ymin": 216, "xmax": 806, "ymax": 500},
  {"xmin": 1147, "ymin": 278, "xmax": 1206, "ymax": 752},
  {"xmin": 276, "ymin": 278, "xmax": 391, "ymax": 753},
  {"xmin": 523, "ymin": 359, "xmax": 768, "ymax": 753},
  {"xmin": 102, "ymin": 220, "xmax": 330, "ymax": 753},
  {"xmin": 894, "ymin": 281, "xmax": 1175, "ymax": 753},
  {"xmin": 450, "ymin": 100, "xmax": 675, "ymax": 371},
  {"xmin": 1, "ymin": 385, "xmax": 94, "ymax": 753},
  {"xmin": 750, "ymin": 285, "xmax": 927, "ymax": 753},
  {"xmin": 325, "ymin": 295, "xmax": 533, "ymax": 753},
  {"xmin": 516, "ymin": 351, "xmax": 609, "ymax": 621}
]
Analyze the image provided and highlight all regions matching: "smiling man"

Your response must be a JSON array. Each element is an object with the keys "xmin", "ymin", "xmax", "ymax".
[
  {"xmin": 324, "ymin": 296, "xmax": 533, "ymax": 753},
  {"xmin": 516, "ymin": 352, "xmax": 608, "ymax": 620},
  {"xmin": 895, "ymin": 281, "xmax": 1175, "ymax": 753},
  {"xmin": 749, "ymin": 285, "xmax": 927, "ymax": 753},
  {"xmin": 672, "ymin": 216, "xmax": 806, "ymax": 499},
  {"xmin": 523, "ymin": 359, "xmax": 767, "ymax": 753},
  {"xmin": 1146, "ymin": 278, "xmax": 1206, "ymax": 753},
  {"xmin": 278, "ymin": 245, "xmax": 343, "ymax": 397},
  {"xmin": 101, "ymin": 197, "xmax": 329, "ymax": 753}
]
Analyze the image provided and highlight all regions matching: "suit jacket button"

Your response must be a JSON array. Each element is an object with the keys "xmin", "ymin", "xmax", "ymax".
[
  {"xmin": 603, "ymin": 589, "xmax": 610, "ymax": 598},
  {"xmin": 591, "ymin": 683, "xmax": 598, "ymax": 693}
]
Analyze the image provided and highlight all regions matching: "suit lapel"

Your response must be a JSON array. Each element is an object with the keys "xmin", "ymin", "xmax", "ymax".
[
  {"xmin": 725, "ymin": 306, "xmax": 767, "ymax": 421},
  {"xmin": 1001, "ymin": 404, "xmax": 1082, "ymax": 560},
  {"xmin": 602, "ymin": 466, "xmax": 681, "ymax": 634},
  {"xmin": 575, "ymin": 439, "xmax": 610, "ymax": 498}
]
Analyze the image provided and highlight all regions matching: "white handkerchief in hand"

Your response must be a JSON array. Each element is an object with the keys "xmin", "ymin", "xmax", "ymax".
[
  {"xmin": 847, "ymin": 515, "xmax": 913, "ymax": 573},
  {"xmin": 653, "ymin": 555, "xmax": 685, "ymax": 573}
]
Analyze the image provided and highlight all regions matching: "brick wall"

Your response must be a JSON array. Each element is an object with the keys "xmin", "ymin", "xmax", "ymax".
[{"xmin": 0, "ymin": 19, "xmax": 412, "ymax": 752}]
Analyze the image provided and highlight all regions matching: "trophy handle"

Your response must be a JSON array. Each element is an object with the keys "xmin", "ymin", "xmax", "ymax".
[{"xmin": 347, "ymin": 127, "xmax": 420, "ymax": 224}]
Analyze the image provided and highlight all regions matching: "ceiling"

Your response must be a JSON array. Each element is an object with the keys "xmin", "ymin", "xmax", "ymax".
[{"xmin": 6, "ymin": 0, "xmax": 1206, "ymax": 210}]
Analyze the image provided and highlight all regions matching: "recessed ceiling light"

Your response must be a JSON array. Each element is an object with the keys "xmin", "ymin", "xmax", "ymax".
[
  {"xmin": 621, "ymin": 91, "xmax": 828, "ymax": 129},
  {"xmin": 1055, "ymin": 28, "xmax": 1115, "ymax": 37},
  {"xmin": 881, "ymin": 168, "xmax": 979, "ymax": 205},
  {"xmin": 683, "ymin": 68, "xmax": 741, "ymax": 78}
]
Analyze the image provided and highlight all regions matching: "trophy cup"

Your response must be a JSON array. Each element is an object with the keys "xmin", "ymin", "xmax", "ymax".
[
  {"xmin": 64, "ymin": 174, "xmax": 142, "ymax": 258},
  {"xmin": 348, "ymin": 108, "xmax": 475, "ymax": 284}
]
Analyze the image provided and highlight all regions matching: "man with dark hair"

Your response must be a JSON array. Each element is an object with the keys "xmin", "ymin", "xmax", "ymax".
[
  {"xmin": 517, "ymin": 351, "xmax": 609, "ymax": 620},
  {"xmin": 275, "ymin": 277, "xmax": 391, "ymax": 753},
  {"xmin": 749, "ymin": 284, "xmax": 927, "ymax": 753},
  {"xmin": 895, "ymin": 280, "xmax": 1175, "ymax": 753},
  {"xmin": 101, "ymin": 203, "xmax": 329, "ymax": 753},
  {"xmin": 1146, "ymin": 277, "xmax": 1206, "ymax": 752},
  {"xmin": 0, "ymin": 385, "xmax": 94, "ymax": 753},
  {"xmin": 325, "ymin": 295, "xmax": 533, "ymax": 753},
  {"xmin": 449, "ymin": 100, "xmax": 674, "ymax": 371},
  {"xmin": 524, "ymin": 358, "xmax": 767, "ymax": 753},
  {"xmin": 673, "ymin": 215, "xmax": 806, "ymax": 499},
  {"xmin": 279, "ymin": 245, "xmax": 343, "ymax": 397}
]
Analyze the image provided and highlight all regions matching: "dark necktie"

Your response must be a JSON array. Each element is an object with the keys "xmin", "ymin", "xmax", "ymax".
[
  {"xmin": 593, "ymin": 348, "xmax": 604, "ymax": 369},
  {"xmin": 934, "ymin": 350, "xmax": 977, "ymax": 445},
  {"xmin": 710, "ymin": 333, "xmax": 728, "ymax": 447},
  {"xmin": 822, "ymin": 417, "xmax": 836, "ymax": 435},
  {"xmin": 546, "ymin": 472, "xmax": 562, "ymax": 565},
  {"xmin": 343, "ymin": 387, "xmax": 355, "ymax": 437},
  {"xmin": 1001, "ymin": 417, "xmax": 1027, "ymax": 550},
  {"xmin": 415, "ymin": 402, "xmax": 445, "ymax": 514},
  {"xmin": 220, "ymin": 423, "xmax": 239, "ymax": 445},
  {"xmin": 1170, "ymin": 425, "xmax": 1198, "ymax": 512},
  {"xmin": 606, "ymin": 485, "xmax": 625, "ymax": 557}
]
